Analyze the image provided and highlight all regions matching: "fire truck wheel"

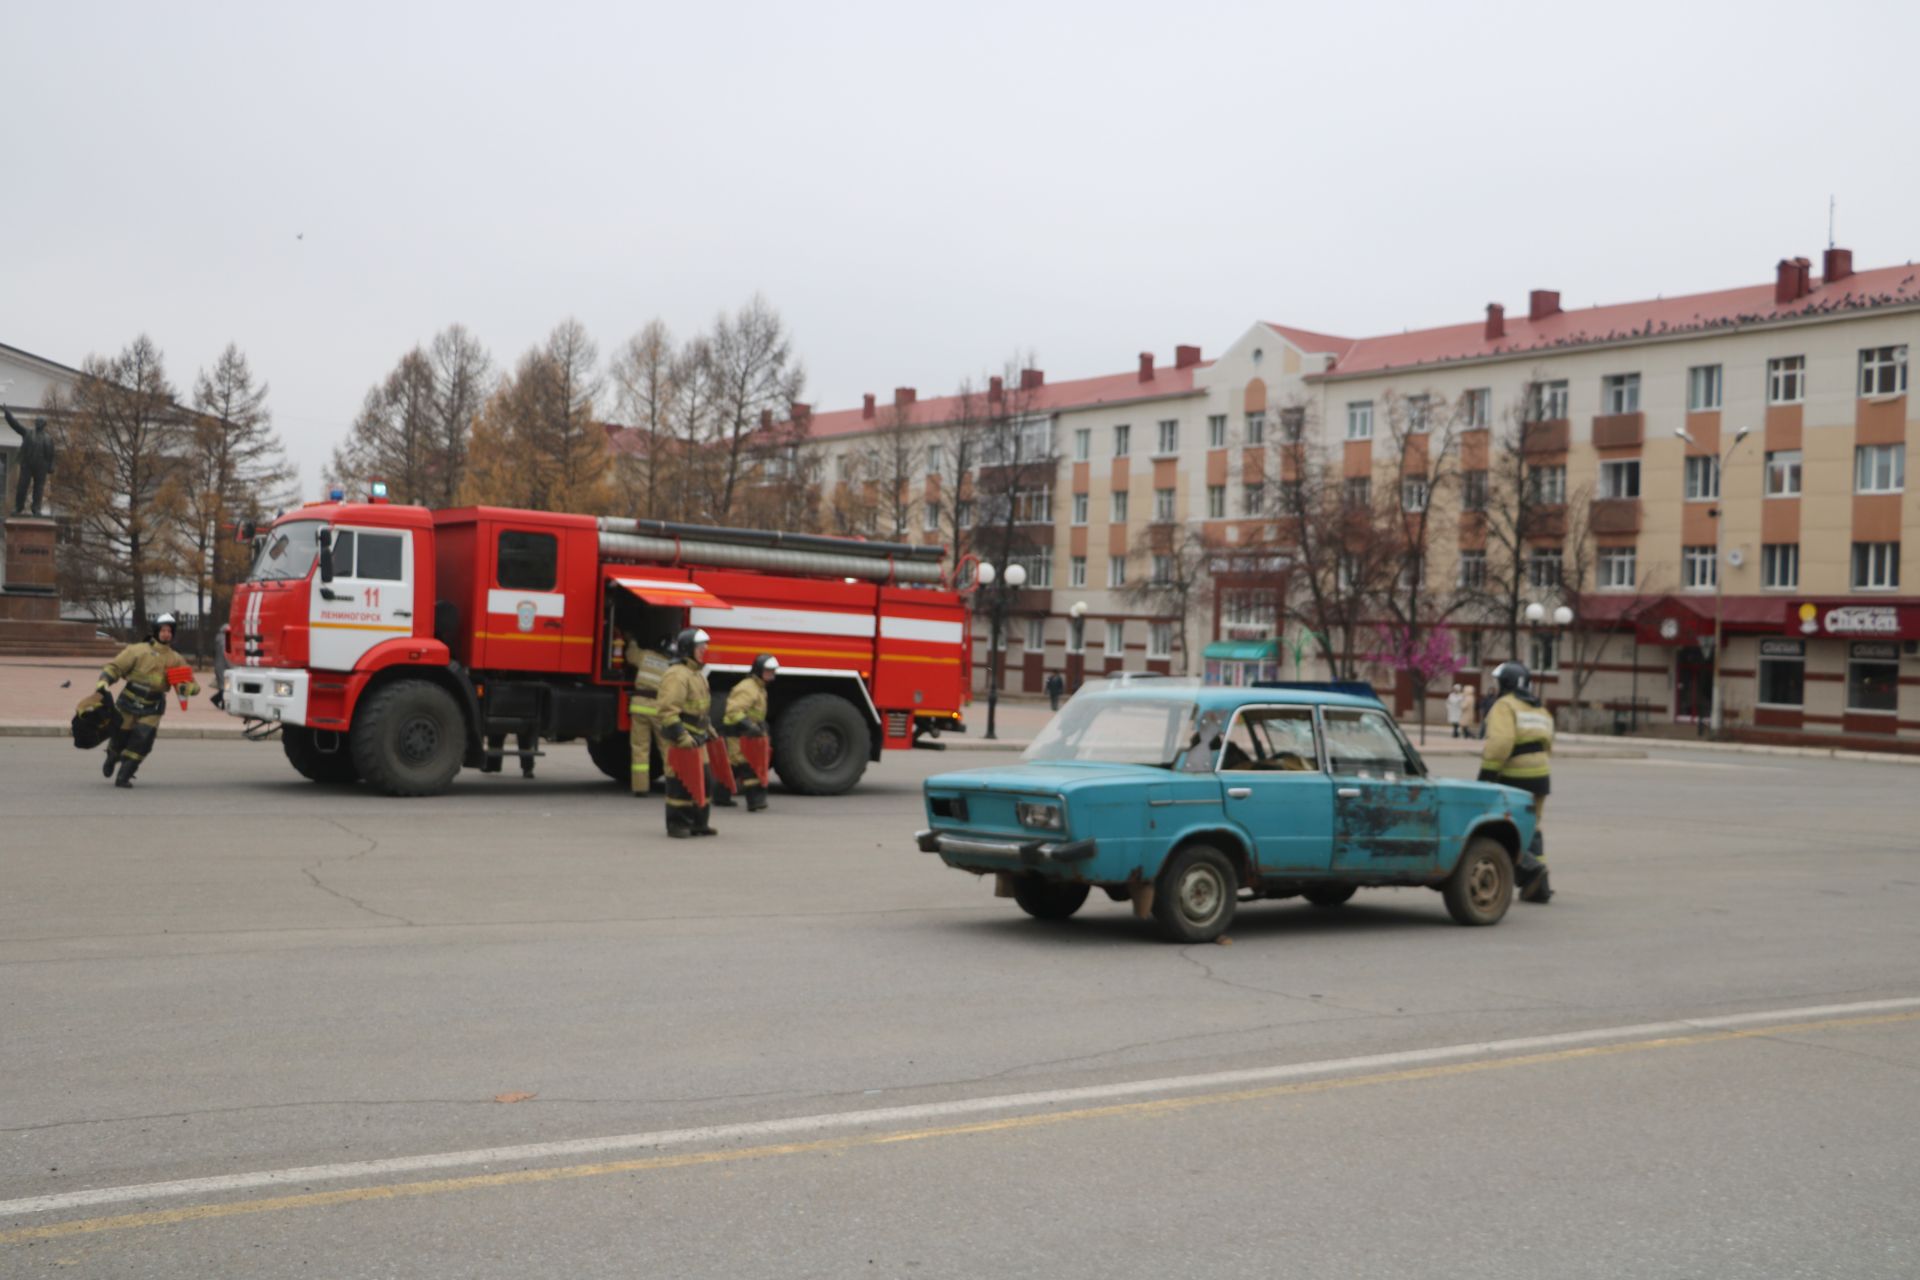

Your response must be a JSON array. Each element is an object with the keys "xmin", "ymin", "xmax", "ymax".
[
  {"xmin": 771, "ymin": 692, "xmax": 870, "ymax": 795},
  {"xmin": 351, "ymin": 679, "xmax": 465, "ymax": 796},
  {"xmin": 282, "ymin": 725, "xmax": 361, "ymax": 785},
  {"xmin": 586, "ymin": 732, "xmax": 630, "ymax": 783}
]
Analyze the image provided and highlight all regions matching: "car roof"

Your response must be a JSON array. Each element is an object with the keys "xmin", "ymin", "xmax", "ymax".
[{"xmin": 1071, "ymin": 679, "xmax": 1384, "ymax": 713}]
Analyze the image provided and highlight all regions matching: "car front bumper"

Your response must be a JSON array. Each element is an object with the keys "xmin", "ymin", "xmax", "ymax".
[{"xmin": 915, "ymin": 829, "xmax": 1097, "ymax": 865}]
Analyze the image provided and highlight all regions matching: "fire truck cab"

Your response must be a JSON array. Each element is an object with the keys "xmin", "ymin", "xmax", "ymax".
[{"xmin": 224, "ymin": 499, "xmax": 969, "ymax": 797}]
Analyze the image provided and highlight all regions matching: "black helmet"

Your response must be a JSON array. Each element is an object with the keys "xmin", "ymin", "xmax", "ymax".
[
  {"xmin": 750, "ymin": 654, "xmax": 779, "ymax": 680},
  {"xmin": 674, "ymin": 627, "xmax": 711, "ymax": 662},
  {"xmin": 1492, "ymin": 661, "xmax": 1531, "ymax": 695}
]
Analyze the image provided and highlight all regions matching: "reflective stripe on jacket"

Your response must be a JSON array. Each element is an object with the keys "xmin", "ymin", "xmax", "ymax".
[
  {"xmin": 654, "ymin": 660, "xmax": 711, "ymax": 742},
  {"xmin": 1480, "ymin": 692, "xmax": 1553, "ymax": 786},
  {"xmin": 722, "ymin": 676, "xmax": 768, "ymax": 736}
]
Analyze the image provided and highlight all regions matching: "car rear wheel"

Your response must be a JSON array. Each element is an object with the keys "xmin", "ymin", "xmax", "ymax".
[
  {"xmin": 1443, "ymin": 837, "xmax": 1513, "ymax": 926},
  {"xmin": 1152, "ymin": 844, "xmax": 1237, "ymax": 943},
  {"xmin": 1011, "ymin": 878, "xmax": 1090, "ymax": 921},
  {"xmin": 1303, "ymin": 884, "xmax": 1357, "ymax": 908}
]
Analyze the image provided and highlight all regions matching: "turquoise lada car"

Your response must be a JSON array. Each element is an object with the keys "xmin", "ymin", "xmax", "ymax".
[{"xmin": 916, "ymin": 679, "xmax": 1539, "ymax": 943}]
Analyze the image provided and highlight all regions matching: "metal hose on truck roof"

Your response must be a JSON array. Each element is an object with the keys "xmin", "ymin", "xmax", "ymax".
[{"xmin": 595, "ymin": 521, "xmax": 947, "ymax": 585}]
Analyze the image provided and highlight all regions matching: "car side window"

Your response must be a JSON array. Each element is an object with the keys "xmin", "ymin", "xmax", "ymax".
[
  {"xmin": 1218, "ymin": 707, "xmax": 1321, "ymax": 773},
  {"xmin": 498, "ymin": 530, "xmax": 557, "ymax": 591},
  {"xmin": 1322, "ymin": 708, "xmax": 1416, "ymax": 779}
]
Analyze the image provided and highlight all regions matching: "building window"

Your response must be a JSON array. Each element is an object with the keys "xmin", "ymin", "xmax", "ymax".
[
  {"xmin": 1406, "ymin": 394, "xmax": 1432, "ymax": 434},
  {"xmin": 1598, "ymin": 546, "xmax": 1636, "ymax": 589},
  {"xmin": 1457, "ymin": 550, "xmax": 1487, "ymax": 590},
  {"xmin": 1148, "ymin": 623, "xmax": 1172, "ymax": 660},
  {"xmin": 1601, "ymin": 373, "xmax": 1641, "ymax": 414},
  {"xmin": 1859, "ymin": 345, "xmax": 1908, "ymax": 397},
  {"xmin": 926, "ymin": 444, "xmax": 944, "ymax": 476},
  {"xmin": 1245, "ymin": 411, "xmax": 1266, "ymax": 445},
  {"xmin": 1243, "ymin": 483, "xmax": 1266, "ymax": 516},
  {"xmin": 1067, "ymin": 616, "xmax": 1086, "ymax": 654},
  {"xmin": 1462, "ymin": 469, "xmax": 1488, "ymax": 511},
  {"xmin": 1768, "ymin": 356, "xmax": 1806, "ymax": 405},
  {"xmin": 1598, "ymin": 459, "xmax": 1641, "ymax": 499},
  {"xmin": 1847, "ymin": 642, "xmax": 1899, "ymax": 712},
  {"xmin": 1852, "ymin": 541, "xmax": 1900, "ymax": 590},
  {"xmin": 1151, "ymin": 554, "xmax": 1173, "ymax": 584},
  {"xmin": 1072, "ymin": 492, "xmax": 1089, "ymax": 525},
  {"xmin": 1070, "ymin": 555, "xmax": 1087, "ymax": 588},
  {"xmin": 1529, "ymin": 631, "xmax": 1560, "ymax": 674},
  {"xmin": 1683, "ymin": 545, "xmax": 1718, "ymax": 590},
  {"xmin": 1346, "ymin": 401, "xmax": 1373, "ymax": 440},
  {"xmin": 923, "ymin": 501, "xmax": 941, "ymax": 533},
  {"xmin": 955, "ymin": 499, "xmax": 973, "ymax": 527},
  {"xmin": 1765, "ymin": 449, "xmax": 1802, "ymax": 497},
  {"xmin": 1111, "ymin": 490, "xmax": 1129, "ymax": 522},
  {"xmin": 1337, "ymin": 553, "xmax": 1360, "ymax": 591},
  {"xmin": 1156, "ymin": 420, "xmax": 1179, "ymax": 455},
  {"xmin": 1402, "ymin": 478, "xmax": 1429, "ymax": 512},
  {"xmin": 836, "ymin": 455, "xmax": 853, "ymax": 482},
  {"xmin": 1154, "ymin": 487, "xmax": 1176, "ymax": 522},
  {"xmin": 1344, "ymin": 476, "xmax": 1372, "ymax": 509},
  {"xmin": 1274, "ymin": 480, "xmax": 1299, "ymax": 511},
  {"xmin": 1397, "ymin": 553, "xmax": 1424, "ymax": 592},
  {"xmin": 1684, "ymin": 455, "xmax": 1720, "ymax": 501},
  {"xmin": 1854, "ymin": 444, "xmax": 1905, "ymax": 494},
  {"xmin": 1113, "ymin": 424, "xmax": 1130, "ymax": 457},
  {"xmin": 1023, "ymin": 617, "xmax": 1046, "ymax": 649},
  {"xmin": 1687, "ymin": 364, "xmax": 1723, "ymax": 411},
  {"xmin": 1464, "ymin": 388, "xmax": 1491, "ymax": 429},
  {"xmin": 1528, "ymin": 464, "xmax": 1566, "ymax": 505},
  {"xmin": 1206, "ymin": 485, "xmax": 1226, "ymax": 518},
  {"xmin": 1222, "ymin": 590, "xmax": 1278, "ymax": 630},
  {"xmin": 1527, "ymin": 547, "xmax": 1563, "ymax": 589},
  {"xmin": 1107, "ymin": 557, "xmax": 1127, "ymax": 588},
  {"xmin": 1013, "ymin": 485, "xmax": 1052, "ymax": 523},
  {"xmin": 1207, "ymin": 414, "xmax": 1227, "ymax": 448},
  {"xmin": 1012, "ymin": 553, "xmax": 1053, "ymax": 588},
  {"xmin": 1072, "ymin": 429, "xmax": 1089, "ymax": 462},
  {"xmin": 1762, "ymin": 543, "xmax": 1799, "ymax": 590},
  {"xmin": 1528, "ymin": 380, "xmax": 1569, "ymax": 421},
  {"xmin": 1105, "ymin": 620, "xmax": 1125, "ymax": 655},
  {"xmin": 1279, "ymin": 407, "xmax": 1305, "ymax": 441},
  {"xmin": 1757, "ymin": 639, "xmax": 1804, "ymax": 707}
]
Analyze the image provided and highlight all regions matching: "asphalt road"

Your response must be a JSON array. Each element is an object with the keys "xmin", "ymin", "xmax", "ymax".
[{"xmin": 2, "ymin": 735, "xmax": 1917, "ymax": 1277}]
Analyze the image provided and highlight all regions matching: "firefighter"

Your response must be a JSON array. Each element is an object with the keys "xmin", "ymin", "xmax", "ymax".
[
  {"xmin": 95, "ymin": 613, "xmax": 200, "ymax": 788},
  {"xmin": 622, "ymin": 631, "xmax": 672, "ymax": 798},
  {"xmin": 655, "ymin": 627, "xmax": 718, "ymax": 838},
  {"xmin": 714, "ymin": 654, "xmax": 776, "ymax": 812},
  {"xmin": 1477, "ymin": 660, "xmax": 1554, "ymax": 903}
]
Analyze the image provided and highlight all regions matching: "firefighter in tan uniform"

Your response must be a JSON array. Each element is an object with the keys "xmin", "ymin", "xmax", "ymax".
[
  {"xmin": 95, "ymin": 613, "xmax": 200, "ymax": 788},
  {"xmin": 1477, "ymin": 661, "xmax": 1554, "ymax": 903},
  {"xmin": 713, "ymin": 654, "xmax": 776, "ymax": 812},
  {"xmin": 655, "ymin": 628, "xmax": 719, "ymax": 838},
  {"xmin": 622, "ymin": 633, "xmax": 672, "ymax": 798}
]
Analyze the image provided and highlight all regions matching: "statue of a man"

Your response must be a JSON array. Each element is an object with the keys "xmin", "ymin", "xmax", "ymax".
[{"xmin": 2, "ymin": 407, "xmax": 55, "ymax": 516}]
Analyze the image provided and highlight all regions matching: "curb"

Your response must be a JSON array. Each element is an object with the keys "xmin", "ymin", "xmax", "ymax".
[
  {"xmin": 1557, "ymin": 731, "xmax": 1920, "ymax": 767},
  {"xmin": 0, "ymin": 724, "xmax": 251, "ymax": 740}
]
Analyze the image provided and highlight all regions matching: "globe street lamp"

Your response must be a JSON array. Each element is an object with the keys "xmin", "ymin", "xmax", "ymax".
[
  {"xmin": 984, "ymin": 562, "xmax": 1027, "ymax": 740},
  {"xmin": 1674, "ymin": 424, "xmax": 1751, "ymax": 738}
]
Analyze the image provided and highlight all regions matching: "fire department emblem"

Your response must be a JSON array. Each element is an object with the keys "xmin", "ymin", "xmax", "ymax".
[{"xmin": 516, "ymin": 601, "xmax": 537, "ymax": 633}]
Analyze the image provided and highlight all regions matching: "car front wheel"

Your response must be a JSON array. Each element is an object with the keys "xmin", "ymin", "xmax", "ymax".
[
  {"xmin": 1443, "ymin": 837, "xmax": 1513, "ymax": 926},
  {"xmin": 1152, "ymin": 844, "xmax": 1237, "ymax": 943}
]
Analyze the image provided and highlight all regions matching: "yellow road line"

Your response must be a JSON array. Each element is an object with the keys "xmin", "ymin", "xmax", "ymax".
[{"xmin": 6, "ymin": 1009, "xmax": 1914, "ymax": 1246}]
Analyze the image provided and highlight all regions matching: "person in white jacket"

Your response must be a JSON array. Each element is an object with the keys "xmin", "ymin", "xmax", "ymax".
[{"xmin": 1446, "ymin": 684, "xmax": 1466, "ymax": 738}]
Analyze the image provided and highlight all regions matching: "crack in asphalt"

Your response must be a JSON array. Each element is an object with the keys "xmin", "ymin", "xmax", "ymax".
[
  {"xmin": 299, "ymin": 818, "xmax": 417, "ymax": 927},
  {"xmin": 1174, "ymin": 944, "xmax": 1384, "ymax": 1013}
]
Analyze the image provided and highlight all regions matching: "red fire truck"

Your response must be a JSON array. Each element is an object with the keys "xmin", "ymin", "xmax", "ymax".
[{"xmin": 222, "ymin": 498, "xmax": 970, "ymax": 796}]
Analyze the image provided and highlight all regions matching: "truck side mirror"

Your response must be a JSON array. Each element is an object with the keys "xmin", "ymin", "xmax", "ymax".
[{"xmin": 318, "ymin": 528, "xmax": 334, "ymax": 583}]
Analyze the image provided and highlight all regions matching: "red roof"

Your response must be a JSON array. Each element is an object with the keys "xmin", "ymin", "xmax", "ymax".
[
  {"xmin": 797, "ymin": 361, "xmax": 1211, "ymax": 439},
  {"xmin": 1270, "ymin": 259, "xmax": 1920, "ymax": 378}
]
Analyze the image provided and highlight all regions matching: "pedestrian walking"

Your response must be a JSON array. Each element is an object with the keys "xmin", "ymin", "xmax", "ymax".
[
  {"xmin": 1045, "ymin": 670, "xmax": 1065, "ymax": 711},
  {"xmin": 1445, "ymin": 684, "xmax": 1465, "ymax": 738}
]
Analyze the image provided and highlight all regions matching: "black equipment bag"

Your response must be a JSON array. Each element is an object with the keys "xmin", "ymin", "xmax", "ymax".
[{"xmin": 72, "ymin": 690, "xmax": 117, "ymax": 749}]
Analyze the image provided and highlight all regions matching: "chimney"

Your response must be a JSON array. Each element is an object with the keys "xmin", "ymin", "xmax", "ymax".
[
  {"xmin": 792, "ymin": 402, "xmax": 811, "ymax": 426},
  {"xmin": 1485, "ymin": 302, "xmax": 1505, "ymax": 340},
  {"xmin": 1174, "ymin": 344, "xmax": 1201, "ymax": 369},
  {"xmin": 760, "ymin": 409, "xmax": 773, "ymax": 430},
  {"xmin": 1138, "ymin": 352, "xmax": 1155, "ymax": 382},
  {"xmin": 893, "ymin": 387, "xmax": 916, "ymax": 408},
  {"xmin": 1775, "ymin": 257, "xmax": 1814, "ymax": 304},
  {"xmin": 862, "ymin": 393, "xmax": 875, "ymax": 419},
  {"xmin": 1019, "ymin": 368, "xmax": 1045, "ymax": 391},
  {"xmin": 1823, "ymin": 246, "xmax": 1853, "ymax": 284},
  {"xmin": 1527, "ymin": 290, "xmax": 1561, "ymax": 322},
  {"xmin": 1795, "ymin": 256, "xmax": 1812, "ymax": 297}
]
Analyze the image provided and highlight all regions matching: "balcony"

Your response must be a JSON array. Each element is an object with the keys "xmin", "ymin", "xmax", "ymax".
[
  {"xmin": 1589, "ymin": 498, "xmax": 1641, "ymax": 535},
  {"xmin": 1521, "ymin": 419, "xmax": 1569, "ymax": 455},
  {"xmin": 1591, "ymin": 412, "xmax": 1644, "ymax": 450}
]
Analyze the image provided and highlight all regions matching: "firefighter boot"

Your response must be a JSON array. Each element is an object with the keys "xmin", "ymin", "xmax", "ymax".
[
  {"xmin": 1522, "ymin": 867, "xmax": 1554, "ymax": 904},
  {"xmin": 665, "ymin": 805, "xmax": 693, "ymax": 839},
  {"xmin": 1517, "ymin": 831, "xmax": 1552, "ymax": 903},
  {"xmin": 690, "ymin": 806, "xmax": 718, "ymax": 837},
  {"xmin": 745, "ymin": 788, "xmax": 768, "ymax": 813},
  {"xmin": 713, "ymin": 789, "xmax": 737, "ymax": 808},
  {"xmin": 102, "ymin": 746, "xmax": 119, "ymax": 778},
  {"xmin": 114, "ymin": 756, "xmax": 141, "ymax": 789}
]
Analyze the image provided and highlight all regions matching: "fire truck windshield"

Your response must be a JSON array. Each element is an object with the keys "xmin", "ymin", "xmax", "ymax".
[{"xmin": 245, "ymin": 519, "xmax": 327, "ymax": 582}]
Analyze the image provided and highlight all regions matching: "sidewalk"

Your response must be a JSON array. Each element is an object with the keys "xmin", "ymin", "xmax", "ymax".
[{"xmin": 0, "ymin": 656, "xmax": 245, "ymax": 737}]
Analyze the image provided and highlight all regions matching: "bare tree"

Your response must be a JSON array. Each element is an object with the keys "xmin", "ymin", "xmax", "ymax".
[
  {"xmin": 463, "ymin": 320, "xmax": 610, "ymax": 513},
  {"xmin": 607, "ymin": 320, "xmax": 678, "ymax": 519},
  {"xmin": 873, "ymin": 399, "xmax": 925, "ymax": 540},
  {"xmin": 1467, "ymin": 374, "xmax": 1559, "ymax": 664},
  {"xmin": 52, "ymin": 335, "xmax": 186, "ymax": 633},
  {"xmin": 426, "ymin": 324, "xmax": 492, "ymax": 507},
  {"xmin": 327, "ymin": 348, "xmax": 438, "ymax": 504},
  {"xmin": 707, "ymin": 296, "xmax": 805, "ymax": 523},
  {"xmin": 1121, "ymin": 521, "xmax": 1214, "ymax": 674},
  {"xmin": 667, "ymin": 335, "xmax": 721, "ymax": 518}
]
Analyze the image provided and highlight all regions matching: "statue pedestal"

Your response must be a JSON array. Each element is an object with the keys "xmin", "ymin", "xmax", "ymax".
[
  {"xmin": 3, "ymin": 516, "xmax": 57, "ymax": 595},
  {"xmin": 0, "ymin": 517, "xmax": 115, "ymax": 656}
]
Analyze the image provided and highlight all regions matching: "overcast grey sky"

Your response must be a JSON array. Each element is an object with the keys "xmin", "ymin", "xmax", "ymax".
[{"xmin": 8, "ymin": 0, "xmax": 1916, "ymax": 492}]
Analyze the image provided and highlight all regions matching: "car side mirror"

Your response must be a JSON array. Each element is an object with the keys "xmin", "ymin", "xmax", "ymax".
[{"xmin": 318, "ymin": 529, "xmax": 334, "ymax": 583}]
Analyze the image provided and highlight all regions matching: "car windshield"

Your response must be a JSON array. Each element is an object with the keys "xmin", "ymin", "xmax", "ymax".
[
  {"xmin": 245, "ymin": 519, "xmax": 326, "ymax": 583},
  {"xmin": 1022, "ymin": 692, "xmax": 1200, "ymax": 766}
]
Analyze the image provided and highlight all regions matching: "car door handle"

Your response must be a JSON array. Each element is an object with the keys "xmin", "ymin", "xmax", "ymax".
[
  {"xmin": 1227, "ymin": 786, "xmax": 1251, "ymax": 799},
  {"xmin": 392, "ymin": 610, "xmax": 412, "ymax": 618},
  {"xmin": 1337, "ymin": 787, "xmax": 1362, "ymax": 798}
]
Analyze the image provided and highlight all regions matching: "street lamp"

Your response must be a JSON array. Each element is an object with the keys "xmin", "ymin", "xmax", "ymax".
[
  {"xmin": 984, "ymin": 562, "xmax": 1027, "ymax": 740},
  {"xmin": 1674, "ymin": 424, "xmax": 1751, "ymax": 737}
]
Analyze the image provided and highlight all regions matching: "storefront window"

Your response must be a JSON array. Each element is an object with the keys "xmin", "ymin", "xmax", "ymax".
[
  {"xmin": 1756, "ymin": 639, "xmax": 1804, "ymax": 707},
  {"xmin": 1846, "ymin": 642, "xmax": 1899, "ymax": 713}
]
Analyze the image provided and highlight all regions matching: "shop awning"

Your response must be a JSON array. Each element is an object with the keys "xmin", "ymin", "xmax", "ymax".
[
  {"xmin": 1204, "ymin": 639, "xmax": 1279, "ymax": 661},
  {"xmin": 613, "ymin": 576, "xmax": 732, "ymax": 610}
]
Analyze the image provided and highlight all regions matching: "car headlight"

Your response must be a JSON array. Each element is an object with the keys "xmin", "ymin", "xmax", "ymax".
[
  {"xmin": 1016, "ymin": 801, "xmax": 1063, "ymax": 831},
  {"xmin": 274, "ymin": 680, "xmax": 294, "ymax": 698}
]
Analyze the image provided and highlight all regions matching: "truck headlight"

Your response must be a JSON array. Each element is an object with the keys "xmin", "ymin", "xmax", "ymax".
[
  {"xmin": 274, "ymin": 680, "xmax": 294, "ymax": 698},
  {"xmin": 1016, "ymin": 801, "xmax": 1063, "ymax": 831}
]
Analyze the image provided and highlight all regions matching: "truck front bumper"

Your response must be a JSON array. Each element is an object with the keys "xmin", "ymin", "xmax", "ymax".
[
  {"xmin": 222, "ymin": 667, "xmax": 310, "ymax": 727},
  {"xmin": 915, "ymin": 829, "xmax": 1096, "ymax": 865}
]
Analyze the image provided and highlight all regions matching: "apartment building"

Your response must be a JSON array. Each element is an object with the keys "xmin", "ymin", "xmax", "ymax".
[{"xmin": 800, "ymin": 247, "xmax": 1920, "ymax": 745}]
